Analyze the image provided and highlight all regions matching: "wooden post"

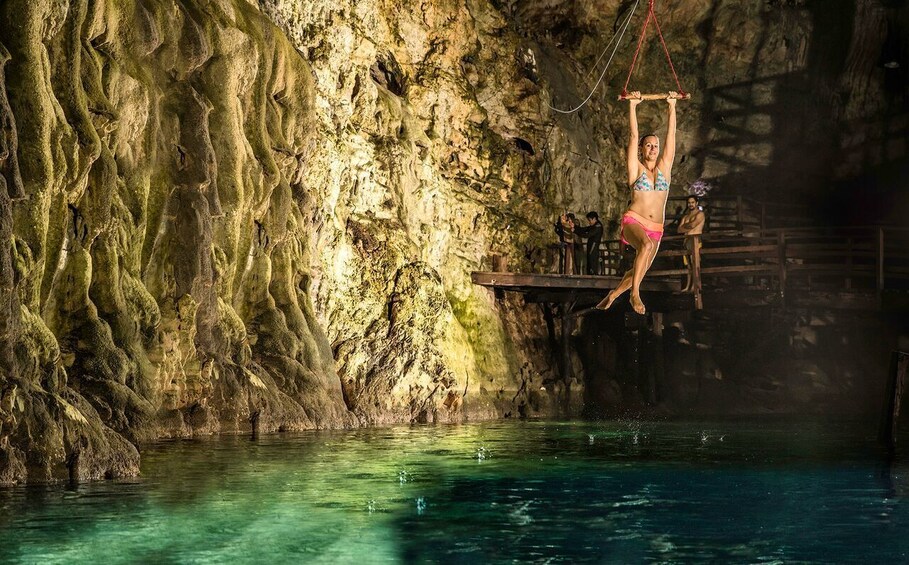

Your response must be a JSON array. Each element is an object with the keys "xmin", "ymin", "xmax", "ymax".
[
  {"xmin": 651, "ymin": 313, "xmax": 664, "ymax": 405},
  {"xmin": 541, "ymin": 304, "xmax": 558, "ymax": 357},
  {"xmin": 777, "ymin": 230, "xmax": 787, "ymax": 306},
  {"xmin": 878, "ymin": 227, "xmax": 885, "ymax": 303},
  {"xmin": 880, "ymin": 351, "xmax": 909, "ymax": 452},
  {"xmin": 845, "ymin": 237, "xmax": 853, "ymax": 290},
  {"xmin": 736, "ymin": 195, "xmax": 743, "ymax": 235},
  {"xmin": 652, "ymin": 313, "xmax": 663, "ymax": 338},
  {"xmin": 631, "ymin": 329, "xmax": 642, "ymax": 402},
  {"xmin": 559, "ymin": 303, "xmax": 575, "ymax": 416}
]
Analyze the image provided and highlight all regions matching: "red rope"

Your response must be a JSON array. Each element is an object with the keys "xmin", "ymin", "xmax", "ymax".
[
  {"xmin": 651, "ymin": 7, "xmax": 686, "ymax": 95},
  {"xmin": 621, "ymin": 8, "xmax": 651, "ymax": 96},
  {"xmin": 621, "ymin": 0, "xmax": 687, "ymax": 97}
]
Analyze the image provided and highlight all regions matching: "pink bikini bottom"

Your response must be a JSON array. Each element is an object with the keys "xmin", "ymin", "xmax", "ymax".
[{"xmin": 620, "ymin": 211, "xmax": 664, "ymax": 245}]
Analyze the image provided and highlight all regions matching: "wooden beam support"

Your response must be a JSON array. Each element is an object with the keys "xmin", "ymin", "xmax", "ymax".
[{"xmin": 880, "ymin": 351, "xmax": 909, "ymax": 452}]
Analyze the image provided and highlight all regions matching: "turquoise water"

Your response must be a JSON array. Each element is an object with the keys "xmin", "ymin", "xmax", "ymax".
[{"xmin": 1, "ymin": 419, "xmax": 908, "ymax": 563}]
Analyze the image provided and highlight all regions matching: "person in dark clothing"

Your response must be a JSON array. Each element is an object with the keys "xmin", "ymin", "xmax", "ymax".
[
  {"xmin": 574, "ymin": 211, "xmax": 604, "ymax": 275},
  {"xmin": 554, "ymin": 213, "xmax": 576, "ymax": 273}
]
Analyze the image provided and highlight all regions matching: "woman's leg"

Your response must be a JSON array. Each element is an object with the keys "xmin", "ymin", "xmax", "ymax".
[
  {"xmin": 595, "ymin": 269, "xmax": 633, "ymax": 309},
  {"xmin": 595, "ymin": 223, "xmax": 652, "ymax": 310},
  {"xmin": 628, "ymin": 225, "xmax": 658, "ymax": 314}
]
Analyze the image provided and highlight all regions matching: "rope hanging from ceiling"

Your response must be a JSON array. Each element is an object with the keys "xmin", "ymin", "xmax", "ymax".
[
  {"xmin": 548, "ymin": 0, "xmax": 690, "ymax": 114},
  {"xmin": 620, "ymin": 0, "xmax": 690, "ymax": 100}
]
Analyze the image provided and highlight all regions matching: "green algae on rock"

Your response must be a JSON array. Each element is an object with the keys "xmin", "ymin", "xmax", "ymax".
[
  {"xmin": 0, "ymin": 0, "xmax": 566, "ymax": 484},
  {"xmin": 0, "ymin": 0, "xmax": 357, "ymax": 484}
]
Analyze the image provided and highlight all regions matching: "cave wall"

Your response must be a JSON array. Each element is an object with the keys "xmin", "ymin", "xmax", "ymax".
[
  {"xmin": 0, "ymin": 0, "xmax": 904, "ymax": 484},
  {"xmin": 255, "ymin": 0, "xmax": 587, "ymax": 425},
  {"xmin": 506, "ymin": 0, "xmax": 908, "ymax": 220},
  {"xmin": 0, "ymin": 0, "xmax": 583, "ymax": 484},
  {"xmin": 0, "ymin": 0, "xmax": 357, "ymax": 483}
]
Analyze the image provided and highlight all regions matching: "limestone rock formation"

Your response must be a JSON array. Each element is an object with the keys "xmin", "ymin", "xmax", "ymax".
[{"xmin": 0, "ymin": 0, "xmax": 355, "ymax": 484}]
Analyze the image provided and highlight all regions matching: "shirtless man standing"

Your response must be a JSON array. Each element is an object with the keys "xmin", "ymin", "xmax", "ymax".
[
  {"xmin": 677, "ymin": 195, "xmax": 705, "ymax": 293},
  {"xmin": 596, "ymin": 91, "xmax": 679, "ymax": 314}
]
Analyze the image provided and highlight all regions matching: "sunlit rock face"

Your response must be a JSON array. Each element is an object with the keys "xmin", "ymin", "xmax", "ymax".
[
  {"xmin": 0, "ymin": 0, "xmax": 581, "ymax": 484},
  {"xmin": 0, "ymin": 0, "xmax": 355, "ymax": 484},
  {"xmin": 1, "ymin": 0, "xmax": 905, "ymax": 483},
  {"xmin": 255, "ymin": 0, "xmax": 588, "ymax": 427}
]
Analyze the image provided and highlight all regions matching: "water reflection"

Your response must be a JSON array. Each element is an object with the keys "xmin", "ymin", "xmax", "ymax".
[{"xmin": 0, "ymin": 420, "xmax": 907, "ymax": 563}]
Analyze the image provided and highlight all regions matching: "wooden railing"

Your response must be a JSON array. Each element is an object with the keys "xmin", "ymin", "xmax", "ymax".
[
  {"xmin": 544, "ymin": 195, "xmax": 906, "ymax": 306},
  {"xmin": 592, "ymin": 226, "xmax": 909, "ymax": 299},
  {"xmin": 663, "ymin": 195, "xmax": 811, "ymax": 235}
]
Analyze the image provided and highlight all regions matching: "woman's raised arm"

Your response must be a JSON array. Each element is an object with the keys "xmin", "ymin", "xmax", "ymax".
[
  {"xmin": 626, "ymin": 91, "xmax": 642, "ymax": 185},
  {"xmin": 659, "ymin": 92, "xmax": 678, "ymax": 174}
]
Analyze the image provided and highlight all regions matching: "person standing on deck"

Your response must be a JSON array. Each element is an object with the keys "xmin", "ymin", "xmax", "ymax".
[
  {"xmin": 554, "ymin": 213, "xmax": 576, "ymax": 274},
  {"xmin": 677, "ymin": 195, "xmax": 705, "ymax": 293},
  {"xmin": 596, "ymin": 91, "xmax": 680, "ymax": 314},
  {"xmin": 574, "ymin": 212, "xmax": 604, "ymax": 275},
  {"xmin": 567, "ymin": 213, "xmax": 582, "ymax": 274}
]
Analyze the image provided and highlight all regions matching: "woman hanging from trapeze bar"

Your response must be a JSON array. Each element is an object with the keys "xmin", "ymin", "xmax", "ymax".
[{"xmin": 596, "ymin": 91, "xmax": 680, "ymax": 315}]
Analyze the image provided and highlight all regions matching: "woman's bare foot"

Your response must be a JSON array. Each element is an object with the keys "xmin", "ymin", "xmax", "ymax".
[
  {"xmin": 595, "ymin": 291, "xmax": 618, "ymax": 310},
  {"xmin": 630, "ymin": 294, "xmax": 646, "ymax": 315}
]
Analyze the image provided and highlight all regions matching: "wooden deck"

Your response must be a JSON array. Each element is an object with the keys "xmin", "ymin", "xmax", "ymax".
[
  {"xmin": 470, "ymin": 213, "xmax": 909, "ymax": 400},
  {"xmin": 473, "ymin": 225, "xmax": 909, "ymax": 313},
  {"xmin": 470, "ymin": 272, "xmax": 680, "ymax": 293}
]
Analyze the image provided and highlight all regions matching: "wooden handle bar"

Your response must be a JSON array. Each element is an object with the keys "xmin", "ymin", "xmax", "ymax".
[{"xmin": 617, "ymin": 92, "xmax": 692, "ymax": 100}]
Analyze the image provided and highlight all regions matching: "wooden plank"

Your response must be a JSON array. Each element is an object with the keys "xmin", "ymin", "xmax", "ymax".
[
  {"xmin": 525, "ymin": 292, "xmax": 601, "ymax": 304},
  {"xmin": 786, "ymin": 264, "xmax": 875, "ymax": 273},
  {"xmin": 698, "ymin": 289, "xmax": 780, "ymax": 308},
  {"xmin": 788, "ymin": 291, "xmax": 882, "ymax": 310},
  {"xmin": 787, "ymin": 252, "xmax": 878, "ymax": 260},
  {"xmin": 701, "ymin": 264, "xmax": 778, "ymax": 275},
  {"xmin": 646, "ymin": 268, "xmax": 688, "ymax": 276},
  {"xmin": 657, "ymin": 249, "xmax": 776, "ymax": 260},
  {"xmin": 785, "ymin": 240, "xmax": 877, "ymax": 247},
  {"xmin": 785, "ymin": 243, "xmax": 874, "ymax": 250},
  {"xmin": 523, "ymin": 292, "xmax": 692, "ymax": 309},
  {"xmin": 653, "ymin": 244, "xmax": 776, "ymax": 255},
  {"xmin": 701, "ymin": 244, "xmax": 779, "ymax": 254},
  {"xmin": 648, "ymin": 264, "xmax": 777, "ymax": 277},
  {"xmin": 471, "ymin": 272, "xmax": 679, "ymax": 292},
  {"xmin": 604, "ymin": 235, "xmax": 777, "ymax": 246}
]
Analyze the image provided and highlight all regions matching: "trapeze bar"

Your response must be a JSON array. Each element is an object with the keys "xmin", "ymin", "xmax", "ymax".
[{"xmin": 617, "ymin": 92, "xmax": 692, "ymax": 101}]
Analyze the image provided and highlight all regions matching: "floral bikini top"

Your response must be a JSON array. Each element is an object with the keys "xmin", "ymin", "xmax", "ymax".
[{"xmin": 632, "ymin": 169, "xmax": 670, "ymax": 192}]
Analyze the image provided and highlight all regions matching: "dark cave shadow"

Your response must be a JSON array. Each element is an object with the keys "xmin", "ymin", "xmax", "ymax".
[{"xmin": 692, "ymin": 0, "xmax": 909, "ymax": 227}]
